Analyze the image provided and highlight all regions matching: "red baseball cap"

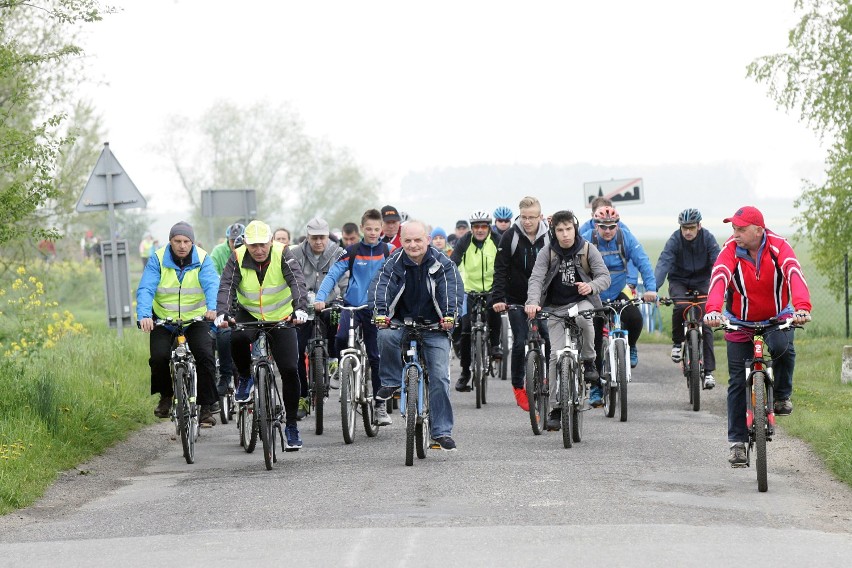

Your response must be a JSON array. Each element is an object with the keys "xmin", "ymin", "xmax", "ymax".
[{"xmin": 723, "ymin": 206, "xmax": 765, "ymax": 228}]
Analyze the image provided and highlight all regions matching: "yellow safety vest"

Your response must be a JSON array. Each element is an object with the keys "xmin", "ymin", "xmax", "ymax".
[
  {"xmin": 460, "ymin": 237, "xmax": 498, "ymax": 293},
  {"xmin": 153, "ymin": 246, "xmax": 208, "ymax": 319},
  {"xmin": 235, "ymin": 243, "xmax": 294, "ymax": 321}
]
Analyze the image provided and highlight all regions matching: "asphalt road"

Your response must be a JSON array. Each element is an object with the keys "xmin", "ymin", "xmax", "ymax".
[{"xmin": 2, "ymin": 344, "xmax": 851, "ymax": 567}]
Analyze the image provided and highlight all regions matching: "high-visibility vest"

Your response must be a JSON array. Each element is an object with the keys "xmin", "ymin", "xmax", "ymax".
[
  {"xmin": 235, "ymin": 243, "xmax": 293, "ymax": 321},
  {"xmin": 153, "ymin": 246, "xmax": 208, "ymax": 319},
  {"xmin": 460, "ymin": 237, "xmax": 498, "ymax": 293}
]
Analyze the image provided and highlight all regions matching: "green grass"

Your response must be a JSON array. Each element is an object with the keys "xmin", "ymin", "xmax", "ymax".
[{"xmin": 0, "ymin": 327, "xmax": 153, "ymax": 514}]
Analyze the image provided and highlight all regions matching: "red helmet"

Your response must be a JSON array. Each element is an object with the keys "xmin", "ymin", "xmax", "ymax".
[{"xmin": 593, "ymin": 206, "xmax": 620, "ymax": 224}]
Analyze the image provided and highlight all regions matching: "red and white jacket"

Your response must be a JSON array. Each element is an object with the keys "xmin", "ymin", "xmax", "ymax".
[{"xmin": 706, "ymin": 229, "xmax": 811, "ymax": 322}]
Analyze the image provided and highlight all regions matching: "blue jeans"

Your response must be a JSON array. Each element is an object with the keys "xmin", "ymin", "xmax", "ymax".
[
  {"xmin": 726, "ymin": 328, "xmax": 796, "ymax": 443},
  {"xmin": 507, "ymin": 308, "xmax": 551, "ymax": 390},
  {"xmin": 378, "ymin": 327, "xmax": 454, "ymax": 439}
]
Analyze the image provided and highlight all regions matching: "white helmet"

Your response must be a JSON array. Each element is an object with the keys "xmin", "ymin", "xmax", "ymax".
[{"xmin": 469, "ymin": 210, "xmax": 492, "ymax": 225}]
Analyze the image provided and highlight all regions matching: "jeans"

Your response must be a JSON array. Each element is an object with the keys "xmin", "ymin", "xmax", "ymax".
[
  {"xmin": 507, "ymin": 308, "xmax": 551, "ymax": 389},
  {"xmin": 149, "ymin": 321, "xmax": 218, "ymax": 406},
  {"xmin": 668, "ymin": 282, "xmax": 715, "ymax": 373},
  {"xmin": 726, "ymin": 328, "xmax": 796, "ymax": 443},
  {"xmin": 378, "ymin": 327, "xmax": 454, "ymax": 439}
]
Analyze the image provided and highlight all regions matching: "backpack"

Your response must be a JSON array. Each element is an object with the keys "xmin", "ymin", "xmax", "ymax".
[{"xmin": 591, "ymin": 229, "xmax": 627, "ymax": 271}]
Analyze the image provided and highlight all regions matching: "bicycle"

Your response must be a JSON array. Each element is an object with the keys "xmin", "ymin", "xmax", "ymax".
[
  {"xmin": 716, "ymin": 317, "xmax": 798, "ymax": 492},
  {"xmin": 331, "ymin": 304, "xmax": 379, "ymax": 443},
  {"xmin": 213, "ymin": 329, "xmax": 237, "ymax": 425},
  {"xmin": 508, "ymin": 305, "xmax": 548, "ymax": 435},
  {"xmin": 467, "ymin": 292, "xmax": 494, "ymax": 409},
  {"xmin": 151, "ymin": 316, "xmax": 204, "ymax": 465},
  {"xmin": 306, "ymin": 309, "xmax": 331, "ymax": 435},
  {"xmin": 546, "ymin": 306, "xmax": 597, "ymax": 448},
  {"xmin": 595, "ymin": 298, "xmax": 644, "ymax": 422},
  {"xmin": 230, "ymin": 319, "xmax": 293, "ymax": 470},
  {"xmin": 659, "ymin": 292, "xmax": 708, "ymax": 411},
  {"xmin": 499, "ymin": 310, "xmax": 510, "ymax": 381}
]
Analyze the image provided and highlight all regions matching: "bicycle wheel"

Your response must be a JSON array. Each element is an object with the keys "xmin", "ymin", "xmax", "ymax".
[
  {"xmin": 559, "ymin": 356, "xmax": 574, "ymax": 448},
  {"xmin": 525, "ymin": 351, "xmax": 546, "ymax": 435},
  {"xmin": 310, "ymin": 347, "xmax": 326, "ymax": 435},
  {"xmin": 361, "ymin": 364, "xmax": 379, "ymax": 437},
  {"xmin": 416, "ymin": 375, "xmax": 430, "ymax": 460},
  {"xmin": 615, "ymin": 341, "xmax": 628, "ymax": 422},
  {"xmin": 473, "ymin": 330, "xmax": 483, "ymax": 409},
  {"xmin": 602, "ymin": 339, "xmax": 616, "ymax": 419},
  {"xmin": 753, "ymin": 371, "xmax": 769, "ymax": 492},
  {"xmin": 238, "ymin": 403, "xmax": 254, "ymax": 451},
  {"xmin": 257, "ymin": 366, "xmax": 275, "ymax": 470},
  {"xmin": 500, "ymin": 320, "xmax": 509, "ymax": 380},
  {"xmin": 687, "ymin": 329, "xmax": 701, "ymax": 412},
  {"xmin": 219, "ymin": 392, "xmax": 230, "ymax": 424},
  {"xmin": 405, "ymin": 366, "xmax": 418, "ymax": 466},
  {"xmin": 571, "ymin": 360, "xmax": 584, "ymax": 443},
  {"xmin": 174, "ymin": 365, "xmax": 193, "ymax": 464},
  {"xmin": 480, "ymin": 338, "xmax": 489, "ymax": 405},
  {"xmin": 340, "ymin": 358, "xmax": 357, "ymax": 444}
]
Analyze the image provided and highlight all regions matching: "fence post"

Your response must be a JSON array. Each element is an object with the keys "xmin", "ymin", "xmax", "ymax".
[{"xmin": 846, "ymin": 252, "xmax": 849, "ymax": 339}]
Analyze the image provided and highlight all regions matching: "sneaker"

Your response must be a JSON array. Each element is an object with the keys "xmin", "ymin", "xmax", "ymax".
[
  {"xmin": 432, "ymin": 436, "xmax": 457, "ymax": 451},
  {"xmin": 297, "ymin": 397, "xmax": 309, "ymax": 420},
  {"xmin": 774, "ymin": 399, "xmax": 793, "ymax": 416},
  {"xmin": 513, "ymin": 387, "xmax": 529, "ymax": 411},
  {"xmin": 545, "ymin": 408, "xmax": 561, "ymax": 431},
  {"xmin": 209, "ymin": 400, "xmax": 221, "ymax": 414},
  {"xmin": 375, "ymin": 385, "xmax": 400, "ymax": 401},
  {"xmin": 375, "ymin": 402, "xmax": 392, "ymax": 426},
  {"xmin": 455, "ymin": 374, "xmax": 472, "ymax": 392},
  {"xmin": 199, "ymin": 407, "xmax": 216, "ymax": 427},
  {"xmin": 630, "ymin": 345, "xmax": 639, "ymax": 368},
  {"xmin": 583, "ymin": 360, "xmax": 599, "ymax": 381},
  {"xmin": 490, "ymin": 345, "xmax": 503, "ymax": 360},
  {"xmin": 589, "ymin": 386, "xmax": 603, "ymax": 408},
  {"xmin": 328, "ymin": 358, "xmax": 340, "ymax": 390},
  {"xmin": 671, "ymin": 344, "xmax": 682, "ymax": 363},
  {"xmin": 235, "ymin": 375, "xmax": 254, "ymax": 403},
  {"xmin": 703, "ymin": 374, "xmax": 716, "ymax": 390},
  {"xmin": 154, "ymin": 394, "xmax": 171, "ymax": 418},
  {"xmin": 728, "ymin": 442, "xmax": 747, "ymax": 466},
  {"xmin": 284, "ymin": 424, "xmax": 302, "ymax": 451}
]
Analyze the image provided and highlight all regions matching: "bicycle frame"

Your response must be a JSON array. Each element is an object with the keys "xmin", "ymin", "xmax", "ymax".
[
  {"xmin": 600, "ymin": 299, "xmax": 640, "ymax": 387},
  {"xmin": 467, "ymin": 292, "xmax": 491, "ymax": 407}
]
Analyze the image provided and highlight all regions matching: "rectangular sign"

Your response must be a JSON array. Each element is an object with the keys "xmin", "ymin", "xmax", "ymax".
[
  {"xmin": 583, "ymin": 178, "xmax": 644, "ymax": 207},
  {"xmin": 201, "ymin": 189, "xmax": 257, "ymax": 219}
]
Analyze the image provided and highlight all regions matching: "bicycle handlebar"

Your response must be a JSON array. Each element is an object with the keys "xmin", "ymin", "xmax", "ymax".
[
  {"xmin": 228, "ymin": 319, "xmax": 296, "ymax": 331},
  {"xmin": 144, "ymin": 316, "xmax": 207, "ymax": 330}
]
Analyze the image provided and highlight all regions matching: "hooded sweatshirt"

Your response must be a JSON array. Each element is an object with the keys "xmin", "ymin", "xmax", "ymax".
[{"xmin": 491, "ymin": 218, "xmax": 550, "ymax": 305}]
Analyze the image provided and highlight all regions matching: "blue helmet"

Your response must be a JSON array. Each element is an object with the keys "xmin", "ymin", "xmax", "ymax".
[
  {"xmin": 493, "ymin": 206, "xmax": 513, "ymax": 221},
  {"xmin": 678, "ymin": 208, "xmax": 702, "ymax": 225},
  {"xmin": 225, "ymin": 223, "xmax": 245, "ymax": 239}
]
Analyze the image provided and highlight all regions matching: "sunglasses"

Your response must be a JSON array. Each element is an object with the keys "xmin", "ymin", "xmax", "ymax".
[
  {"xmin": 472, "ymin": 223, "xmax": 490, "ymax": 229},
  {"xmin": 597, "ymin": 224, "xmax": 618, "ymax": 231},
  {"xmin": 495, "ymin": 218, "xmax": 511, "ymax": 223}
]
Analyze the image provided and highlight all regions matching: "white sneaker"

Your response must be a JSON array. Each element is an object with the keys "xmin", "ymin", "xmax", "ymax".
[
  {"xmin": 375, "ymin": 402, "xmax": 392, "ymax": 426},
  {"xmin": 328, "ymin": 358, "xmax": 340, "ymax": 389},
  {"xmin": 671, "ymin": 344, "xmax": 682, "ymax": 363},
  {"xmin": 703, "ymin": 374, "xmax": 716, "ymax": 390}
]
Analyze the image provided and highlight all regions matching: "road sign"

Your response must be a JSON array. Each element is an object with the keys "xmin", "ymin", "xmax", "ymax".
[
  {"xmin": 201, "ymin": 189, "xmax": 257, "ymax": 245},
  {"xmin": 583, "ymin": 178, "xmax": 644, "ymax": 207},
  {"xmin": 76, "ymin": 143, "xmax": 146, "ymax": 212}
]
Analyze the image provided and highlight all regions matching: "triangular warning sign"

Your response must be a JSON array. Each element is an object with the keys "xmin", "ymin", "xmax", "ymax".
[{"xmin": 76, "ymin": 143, "xmax": 147, "ymax": 212}]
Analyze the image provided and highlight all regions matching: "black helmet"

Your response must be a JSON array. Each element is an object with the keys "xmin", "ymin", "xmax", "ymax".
[{"xmin": 678, "ymin": 208, "xmax": 702, "ymax": 225}]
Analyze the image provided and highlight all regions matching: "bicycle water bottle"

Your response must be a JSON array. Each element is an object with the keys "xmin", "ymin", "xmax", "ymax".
[{"xmin": 307, "ymin": 291, "xmax": 316, "ymax": 320}]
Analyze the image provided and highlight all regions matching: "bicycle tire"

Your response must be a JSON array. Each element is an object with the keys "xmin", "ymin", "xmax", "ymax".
[
  {"xmin": 310, "ymin": 347, "xmax": 326, "ymax": 435},
  {"xmin": 602, "ymin": 339, "xmax": 616, "ymax": 419},
  {"xmin": 416, "ymin": 372, "xmax": 430, "ymax": 460},
  {"xmin": 615, "ymin": 341, "xmax": 628, "ymax": 422},
  {"xmin": 481, "ymin": 337, "xmax": 489, "ymax": 405},
  {"xmin": 174, "ymin": 365, "xmax": 193, "ymax": 464},
  {"xmin": 405, "ymin": 366, "xmax": 418, "ymax": 466},
  {"xmin": 238, "ymin": 404, "xmax": 253, "ymax": 450},
  {"xmin": 559, "ymin": 356, "xmax": 573, "ymax": 448},
  {"xmin": 219, "ymin": 393, "xmax": 230, "ymax": 424},
  {"xmin": 687, "ymin": 329, "xmax": 701, "ymax": 412},
  {"xmin": 500, "ymin": 321, "xmax": 509, "ymax": 380},
  {"xmin": 571, "ymin": 359, "xmax": 584, "ymax": 443},
  {"xmin": 362, "ymin": 364, "xmax": 379, "ymax": 437},
  {"xmin": 340, "ymin": 358, "xmax": 357, "ymax": 444},
  {"xmin": 525, "ymin": 350, "xmax": 545, "ymax": 435},
  {"xmin": 247, "ymin": 392, "xmax": 259, "ymax": 453},
  {"xmin": 753, "ymin": 372, "xmax": 769, "ymax": 492},
  {"xmin": 257, "ymin": 366, "xmax": 275, "ymax": 470},
  {"xmin": 473, "ymin": 330, "xmax": 483, "ymax": 409}
]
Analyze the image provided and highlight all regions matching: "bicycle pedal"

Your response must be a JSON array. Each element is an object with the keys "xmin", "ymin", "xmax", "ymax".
[
  {"xmin": 429, "ymin": 442, "xmax": 441, "ymax": 450},
  {"xmin": 730, "ymin": 463, "xmax": 749, "ymax": 469}
]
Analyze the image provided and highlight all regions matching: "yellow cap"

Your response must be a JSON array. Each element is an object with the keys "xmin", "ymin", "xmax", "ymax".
[{"xmin": 244, "ymin": 220, "xmax": 272, "ymax": 244}]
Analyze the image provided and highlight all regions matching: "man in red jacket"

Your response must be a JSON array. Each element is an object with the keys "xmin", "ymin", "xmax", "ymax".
[{"xmin": 703, "ymin": 206, "xmax": 811, "ymax": 466}]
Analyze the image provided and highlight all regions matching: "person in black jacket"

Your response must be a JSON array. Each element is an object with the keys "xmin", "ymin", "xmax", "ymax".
[
  {"xmin": 655, "ymin": 208, "xmax": 721, "ymax": 389},
  {"xmin": 492, "ymin": 196, "xmax": 552, "ymax": 411}
]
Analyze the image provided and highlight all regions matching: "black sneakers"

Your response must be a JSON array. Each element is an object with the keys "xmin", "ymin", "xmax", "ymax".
[
  {"xmin": 454, "ymin": 374, "xmax": 472, "ymax": 392},
  {"xmin": 583, "ymin": 360, "xmax": 599, "ymax": 381},
  {"xmin": 154, "ymin": 394, "xmax": 170, "ymax": 418},
  {"xmin": 545, "ymin": 409, "xmax": 561, "ymax": 431},
  {"xmin": 432, "ymin": 436, "xmax": 457, "ymax": 451},
  {"xmin": 375, "ymin": 386, "xmax": 400, "ymax": 401},
  {"xmin": 774, "ymin": 399, "xmax": 793, "ymax": 416}
]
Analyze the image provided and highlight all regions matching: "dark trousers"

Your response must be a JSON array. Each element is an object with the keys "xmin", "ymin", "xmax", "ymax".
[
  {"xmin": 335, "ymin": 309, "xmax": 380, "ymax": 396},
  {"xmin": 506, "ymin": 308, "xmax": 551, "ymax": 389},
  {"xmin": 230, "ymin": 310, "xmax": 301, "ymax": 427},
  {"xmin": 149, "ymin": 321, "xmax": 218, "ymax": 406},
  {"xmin": 668, "ymin": 281, "xmax": 715, "ymax": 373},
  {"xmin": 215, "ymin": 327, "xmax": 235, "ymax": 394},
  {"xmin": 726, "ymin": 329, "xmax": 796, "ymax": 443},
  {"xmin": 460, "ymin": 309, "xmax": 502, "ymax": 373},
  {"xmin": 593, "ymin": 292, "xmax": 644, "ymax": 366},
  {"xmin": 296, "ymin": 313, "xmax": 339, "ymax": 398}
]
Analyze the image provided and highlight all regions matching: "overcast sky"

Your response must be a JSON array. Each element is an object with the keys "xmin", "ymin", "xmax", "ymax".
[{"xmin": 79, "ymin": 0, "xmax": 825, "ymax": 234}]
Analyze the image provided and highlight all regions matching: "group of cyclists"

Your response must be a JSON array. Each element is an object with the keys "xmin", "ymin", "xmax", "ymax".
[{"xmin": 136, "ymin": 196, "xmax": 812, "ymax": 466}]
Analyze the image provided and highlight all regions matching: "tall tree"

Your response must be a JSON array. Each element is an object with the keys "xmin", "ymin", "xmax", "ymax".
[{"xmin": 747, "ymin": 0, "xmax": 852, "ymax": 299}]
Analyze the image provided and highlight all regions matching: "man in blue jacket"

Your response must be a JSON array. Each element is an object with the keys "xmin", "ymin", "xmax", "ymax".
[
  {"xmin": 370, "ymin": 221, "xmax": 464, "ymax": 451},
  {"xmin": 655, "ymin": 208, "xmax": 721, "ymax": 389}
]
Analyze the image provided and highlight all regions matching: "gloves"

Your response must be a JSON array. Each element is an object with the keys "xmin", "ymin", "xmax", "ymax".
[
  {"xmin": 213, "ymin": 314, "xmax": 226, "ymax": 327},
  {"xmin": 293, "ymin": 310, "xmax": 309, "ymax": 323}
]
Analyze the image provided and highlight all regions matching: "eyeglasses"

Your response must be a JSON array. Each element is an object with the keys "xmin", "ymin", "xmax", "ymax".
[
  {"xmin": 597, "ymin": 224, "xmax": 618, "ymax": 231},
  {"xmin": 520, "ymin": 215, "xmax": 539, "ymax": 222}
]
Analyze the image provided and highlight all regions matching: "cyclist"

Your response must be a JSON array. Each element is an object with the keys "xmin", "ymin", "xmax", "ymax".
[
  {"xmin": 314, "ymin": 209, "xmax": 394, "ymax": 425},
  {"xmin": 216, "ymin": 220, "xmax": 310, "ymax": 451},
  {"xmin": 380, "ymin": 205, "xmax": 402, "ymax": 249},
  {"xmin": 655, "ymin": 208, "xmax": 721, "ymax": 389},
  {"xmin": 138, "ymin": 234, "xmax": 154, "ymax": 269},
  {"xmin": 430, "ymin": 227, "xmax": 450, "ymax": 256},
  {"xmin": 525, "ymin": 210, "xmax": 610, "ymax": 429},
  {"xmin": 580, "ymin": 206, "xmax": 657, "ymax": 371},
  {"xmin": 451, "ymin": 210, "xmax": 503, "ymax": 392},
  {"xmin": 273, "ymin": 228, "xmax": 290, "ymax": 246},
  {"xmin": 703, "ymin": 206, "xmax": 811, "ymax": 466},
  {"xmin": 447, "ymin": 219, "xmax": 470, "ymax": 250},
  {"xmin": 341, "ymin": 222, "xmax": 360, "ymax": 247},
  {"xmin": 370, "ymin": 220, "xmax": 464, "ymax": 451},
  {"xmin": 209, "ymin": 222, "xmax": 245, "ymax": 397},
  {"xmin": 580, "ymin": 197, "xmax": 639, "ymax": 294},
  {"xmin": 136, "ymin": 221, "xmax": 220, "ymax": 425},
  {"xmin": 492, "ymin": 205, "xmax": 513, "ymax": 238},
  {"xmin": 492, "ymin": 196, "xmax": 552, "ymax": 411},
  {"xmin": 290, "ymin": 217, "xmax": 346, "ymax": 419}
]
